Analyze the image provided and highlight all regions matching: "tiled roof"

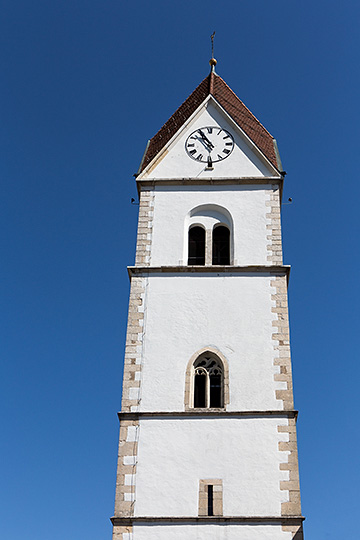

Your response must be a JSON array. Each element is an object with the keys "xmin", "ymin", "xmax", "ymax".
[{"xmin": 139, "ymin": 71, "xmax": 280, "ymax": 173}]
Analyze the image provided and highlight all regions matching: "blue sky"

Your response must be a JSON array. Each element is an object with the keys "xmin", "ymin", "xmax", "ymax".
[{"xmin": 1, "ymin": 1, "xmax": 359, "ymax": 538}]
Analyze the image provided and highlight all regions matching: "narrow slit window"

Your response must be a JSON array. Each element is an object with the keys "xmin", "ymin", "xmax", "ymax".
[
  {"xmin": 198, "ymin": 479, "xmax": 223, "ymax": 516},
  {"xmin": 188, "ymin": 226, "xmax": 205, "ymax": 265},
  {"xmin": 212, "ymin": 225, "xmax": 230, "ymax": 265},
  {"xmin": 207, "ymin": 485, "xmax": 214, "ymax": 516}
]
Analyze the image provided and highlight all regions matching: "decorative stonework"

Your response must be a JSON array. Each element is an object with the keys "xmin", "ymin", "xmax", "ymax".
[
  {"xmin": 184, "ymin": 346, "xmax": 230, "ymax": 411},
  {"xmin": 278, "ymin": 417, "xmax": 302, "ymax": 517},
  {"xmin": 120, "ymin": 276, "xmax": 146, "ymax": 413},
  {"xmin": 112, "ymin": 524, "xmax": 133, "ymax": 540},
  {"xmin": 135, "ymin": 188, "xmax": 154, "ymax": 266},
  {"xmin": 271, "ymin": 274, "xmax": 294, "ymax": 410},
  {"xmin": 198, "ymin": 479, "xmax": 223, "ymax": 516},
  {"xmin": 266, "ymin": 185, "xmax": 283, "ymax": 264},
  {"xmin": 113, "ymin": 272, "xmax": 147, "ymax": 522},
  {"xmin": 113, "ymin": 419, "xmax": 139, "ymax": 520},
  {"xmin": 271, "ymin": 274, "xmax": 302, "ymax": 524},
  {"xmin": 282, "ymin": 523, "xmax": 304, "ymax": 540}
]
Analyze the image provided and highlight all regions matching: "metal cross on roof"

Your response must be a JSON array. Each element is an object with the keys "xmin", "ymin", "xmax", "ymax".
[
  {"xmin": 210, "ymin": 31, "xmax": 217, "ymax": 71},
  {"xmin": 211, "ymin": 31, "xmax": 215, "ymax": 59}
]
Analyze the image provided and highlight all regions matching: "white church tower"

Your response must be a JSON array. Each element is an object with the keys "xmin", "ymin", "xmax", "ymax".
[{"xmin": 111, "ymin": 59, "xmax": 305, "ymax": 540}]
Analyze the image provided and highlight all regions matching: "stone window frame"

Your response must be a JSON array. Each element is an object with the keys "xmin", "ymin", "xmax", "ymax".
[
  {"xmin": 198, "ymin": 479, "xmax": 223, "ymax": 516},
  {"xmin": 185, "ymin": 347, "xmax": 229, "ymax": 411}
]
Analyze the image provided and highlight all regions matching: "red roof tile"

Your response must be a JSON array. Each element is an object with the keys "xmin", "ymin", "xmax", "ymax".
[{"xmin": 139, "ymin": 72, "xmax": 280, "ymax": 173}]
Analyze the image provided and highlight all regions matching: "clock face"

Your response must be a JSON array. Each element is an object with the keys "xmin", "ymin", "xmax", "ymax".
[{"xmin": 185, "ymin": 126, "xmax": 234, "ymax": 163}]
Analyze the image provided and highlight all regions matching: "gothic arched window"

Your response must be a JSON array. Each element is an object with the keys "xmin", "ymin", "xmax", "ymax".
[
  {"xmin": 188, "ymin": 226, "xmax": 205, "ymax": 265},
  {"xmin": 212, "ymin": 225, "xmax": 230, "ymax": 265},
  {"xmin": 193, "ymin": 354, "xmax": 224, "ymax": 408}
]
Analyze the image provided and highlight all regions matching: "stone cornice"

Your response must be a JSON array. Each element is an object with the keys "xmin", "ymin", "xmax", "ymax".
[
  {"xmin": 137, "ymin": 176, "xmax": 283, "ymax": 187},
  {"xmin": 127, "ymin": 265, "xmax": 291, "ymax": 278},
  {"xmin": 118, "ymin": 410, "xmax": 298, "ymax": 421},
  {"xmin": 111, "ymin": 516, "xmax": 305, "ymax": 525}
]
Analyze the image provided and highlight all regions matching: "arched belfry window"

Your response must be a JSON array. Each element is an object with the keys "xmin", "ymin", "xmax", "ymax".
[
  {"xmin": 185, "ymin": 205, "xmax": 233, "ymax": 267},
  {"xmin": 188, "ymin": 226, "xmax": 205, "ymax": 265},
  {"xmin": 212, "ymin": 225, "xmax": 230, "ymax": 265},
  {"xmin": 193, "ymin": 354, "xmax": 224, "ymax": 408}
]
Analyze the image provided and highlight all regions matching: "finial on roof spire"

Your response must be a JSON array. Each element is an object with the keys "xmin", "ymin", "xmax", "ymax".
[{"xmin": 209, "ymin": 31, "xmax": 217, "ymax": 72}]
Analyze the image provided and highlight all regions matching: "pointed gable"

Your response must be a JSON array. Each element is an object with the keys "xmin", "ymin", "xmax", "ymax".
[
  {"xmin": 212, "ymin": 76, "xmax": 280, "ymax": 171},
  {"xmin": 140, "ymin": 72, "xmax": 281, "ymax": 173}
]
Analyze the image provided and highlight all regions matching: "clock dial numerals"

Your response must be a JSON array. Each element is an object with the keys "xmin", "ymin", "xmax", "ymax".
[{"xmin": 185, "ymin": 126, "xmax": 234, "ymax": 163}]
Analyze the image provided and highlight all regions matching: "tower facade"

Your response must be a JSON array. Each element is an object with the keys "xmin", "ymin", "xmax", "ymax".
[{"xmin": 111, "ymin": 66, "xmax": 304, "ymax": 540}]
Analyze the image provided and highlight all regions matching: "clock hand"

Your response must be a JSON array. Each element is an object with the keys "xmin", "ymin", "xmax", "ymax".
[
  {"xmin": 198, "ymin": 130, "xmax": 214, "ymax": 149},
  {"xmin": 198, "ymin": 129, "xmax": 214, "ymax": 149},
  {"xmin": 196, "ymin": 135, "xmax": 213, "ymax": 152}
]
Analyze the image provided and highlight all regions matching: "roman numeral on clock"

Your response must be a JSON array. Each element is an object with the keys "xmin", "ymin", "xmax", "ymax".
[{"xmin": 195, "ymin": 154, "xmax": 203, "ymax": 161}]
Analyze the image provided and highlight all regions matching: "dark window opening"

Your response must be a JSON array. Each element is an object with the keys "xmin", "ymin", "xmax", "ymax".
[
  {"xmin": 212, "ymin": 226, "xmax": 230, "ymax": 265},
  {"xmin": 210, "ymin": 374, "xmax": 222, "ymax": 408},
  {"xmin": 193, "ymin": 354, "xmax": 224, "ymax": 409},
  {"xmin": 207, "ymin": 485, "xmax": 214, "ymax": 516},
  {"xmin": 188, "ymin": 226, "xmax": 205, "ymax": 265},
  {"xmin": 194, "ymin": 373, "xmax": 206, "ymax": 407}
]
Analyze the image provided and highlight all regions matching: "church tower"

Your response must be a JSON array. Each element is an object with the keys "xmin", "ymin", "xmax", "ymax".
[{"xmin": 111, "ymin": 60, "xmax": 305, "ymax": 540}]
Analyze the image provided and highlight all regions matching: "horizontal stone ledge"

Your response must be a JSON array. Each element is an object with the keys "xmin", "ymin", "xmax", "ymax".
[
  {"xmin": 118, "ymin": 410, "xmax": 298, "ymax": 420},
  {"xmin": 128, "ymin": 265, "xmax": 291, "ymax": 278},
  {"xmin": 111, "ymin": 515, "xmax": 305, "ymax": 525},
  {"xmin": 136, "ymin": 176, "xmax": 283, "ymax": 186}
]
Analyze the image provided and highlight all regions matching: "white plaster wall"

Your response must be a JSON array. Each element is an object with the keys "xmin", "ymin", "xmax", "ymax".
[
  {"xmin": 149, "ymin": 185, "xmax": 271, "ymax": 267},
  {"xmin": 140, "ymin": 99, "xmax": 276, "ymax": 179},
  {"xmin": 133, "ymin": 524, "xmax": 292, "ymax": 540},
  {"xmin": 138, "ymin": 274, "xmax": 282, "ymax": 412},
  {"xmin": 133, "ymin": 417, "xmax": 289, "ymax": 517}
]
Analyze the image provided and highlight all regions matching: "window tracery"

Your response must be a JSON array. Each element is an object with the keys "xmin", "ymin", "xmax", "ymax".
[
  {"xmin": 193, "ymin": 354, "xmax": 224, "ymax": 408},
  {"xmin": 185, "ymin": 347, "xmax": 229, "ymax": 411}
]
